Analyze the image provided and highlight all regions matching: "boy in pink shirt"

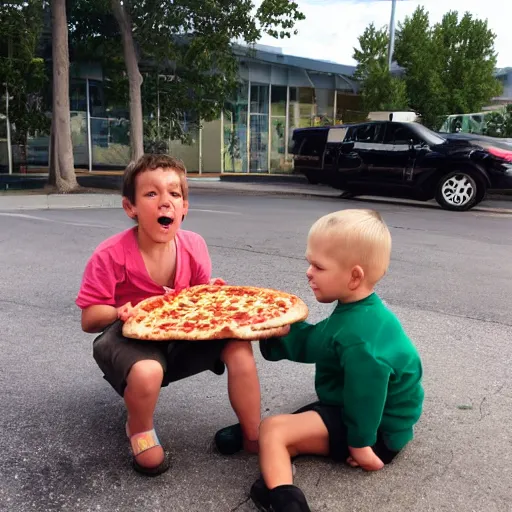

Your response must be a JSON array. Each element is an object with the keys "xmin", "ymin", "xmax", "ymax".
[{"xmin": 77, "ymin": 154, "xmax": 285, "ymax": 476}]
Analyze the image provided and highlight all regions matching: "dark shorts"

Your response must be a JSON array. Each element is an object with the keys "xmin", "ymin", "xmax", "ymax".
[
  {"xmin": 93, "ymin": 320, "xmax": 227, "ymax": 396},
  {"xmin": 294, "ymin": 402, "xmax": 400, "ymax": 465}
]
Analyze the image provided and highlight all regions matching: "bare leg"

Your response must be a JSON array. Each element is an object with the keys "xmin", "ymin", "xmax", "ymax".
[
  {"xmin": 124, "ymin": 360, "xmax": 165, "ymax": 468},
  {"xmin": 259, "ymin": 412, "xmax": 330, "ymax": 489},
  {"xmin": 221, "ymin": 341, "xmax": 261, "ymax": 453}
]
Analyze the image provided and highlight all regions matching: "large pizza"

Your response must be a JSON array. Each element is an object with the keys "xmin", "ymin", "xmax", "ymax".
[{"xmin": 122, "ymin": 284, "xmax": 308, "ymax": 341}]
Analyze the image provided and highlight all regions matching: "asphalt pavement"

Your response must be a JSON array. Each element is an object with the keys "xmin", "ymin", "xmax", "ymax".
[{"xmin": 0, "ymin": 190, "xmax": 511, "ymax": 512}]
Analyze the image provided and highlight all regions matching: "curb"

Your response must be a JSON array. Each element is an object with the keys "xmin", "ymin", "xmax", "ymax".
[
  {"xmin": 0, "ymin": 193, "xmax": 122, "ymax": 210},
  {"xmin": 188, "ymin": 183, "xmax": 512, "ymax": 215},
  {"xmin": 1, "ymin": 181, "xmax": 511, "ymax": 215}
]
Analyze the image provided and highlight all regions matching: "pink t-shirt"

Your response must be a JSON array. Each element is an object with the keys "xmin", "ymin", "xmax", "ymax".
[{"xmin": 76, "ymin": 227, "xmax": 212, "ymax": 309}]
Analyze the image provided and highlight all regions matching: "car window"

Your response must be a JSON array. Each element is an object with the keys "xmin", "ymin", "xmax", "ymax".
[
  {"xmin": 298, "ymin": 131, "xmax": 327, "ymax": 155},
  {"xmin": 384, "ymin": 123, "xmax": 419, "ymax": 145},
  {"xmin": 327, "ymin": 127, "xmax": 348, "ymax": 143},
  {"xmin": 346, "ymin": 124, "xmax": 384, "ymax": 143}
]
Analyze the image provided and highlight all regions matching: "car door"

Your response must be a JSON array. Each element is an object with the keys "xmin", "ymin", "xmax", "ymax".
[
  {"xmin": 356, "ymin": 122, "xmax": 419, "ymax": 187},
  {"xmin": 362, "ymin": 122, "xmax": 419, "ymax": 186},
  {"xmin": 385, "ymin": 123, "xmax": 437, "ymax": 188},
  {"xmin": 323, "ymin": 126, "xmax": 348, "ymax": 178},
  {"xmin": 335, "ymin": 123, "xmax": 385, "ymax": 185}
]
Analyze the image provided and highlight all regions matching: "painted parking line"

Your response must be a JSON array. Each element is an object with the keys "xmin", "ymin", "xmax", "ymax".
[{"xmin": 0, "ymin": 211, "xmax": 111, "ymax": 228}]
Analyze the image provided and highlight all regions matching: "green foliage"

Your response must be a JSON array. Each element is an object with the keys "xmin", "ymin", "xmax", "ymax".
[
  {"xmin": 0, "ymin": 1, "xmax": 50, "ymax": 148},
  {"xmin": 69, "ymin": 0, "xmax": 305, "ymax": 140},
  {"xmin": 485, "ymin": 105, "xmax": 512, "ymax": 138},
  {"xmin": 353, "ymin": 23, "xmax": 409, "ymax": 112},
  {"xmin": 394, "ymin": 7, "xmax": 502, "ymax": 129},
  {"xmin": 353, "ymin": 8, "xmax": 502, "ymax": 130}
]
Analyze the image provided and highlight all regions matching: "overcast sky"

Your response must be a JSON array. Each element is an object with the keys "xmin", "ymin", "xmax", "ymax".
[{"xmin": 255, "ymin": 0, "xmax": 510, "ymax": 69}]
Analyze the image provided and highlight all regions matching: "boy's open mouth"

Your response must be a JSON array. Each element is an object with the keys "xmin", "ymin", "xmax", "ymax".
[{"xmin": 157, "ymin": 216, "xmax": 174, "ymax": 226}]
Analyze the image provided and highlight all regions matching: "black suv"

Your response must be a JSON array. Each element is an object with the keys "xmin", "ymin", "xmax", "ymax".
[{"xmin": 291, "ymin": 121, "xmax": 512, "ymax": 211}]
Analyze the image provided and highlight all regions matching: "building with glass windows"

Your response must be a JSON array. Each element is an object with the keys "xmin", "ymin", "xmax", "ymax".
[{"xmin": 0, "ymin": 44, "xmax": 363, "ymax": 175}]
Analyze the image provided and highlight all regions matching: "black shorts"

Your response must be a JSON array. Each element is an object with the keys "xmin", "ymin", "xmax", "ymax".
[
  {"xmin": 93, "ymin": 320, "xmax": 227, "ymax": 397},
  {"xmin": 294, "ymin": 402, "xmax": 400, "ymax": 465}
]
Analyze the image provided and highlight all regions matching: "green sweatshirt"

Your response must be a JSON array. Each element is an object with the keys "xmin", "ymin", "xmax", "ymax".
[{"xmin": 261, "ymin": 293, "xmax": 424, "ymax": 451}]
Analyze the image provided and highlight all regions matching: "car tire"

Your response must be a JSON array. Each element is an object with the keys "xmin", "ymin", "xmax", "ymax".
[{"xmin": 435, "ymin": 171, "xmax": 486, "ymax": 211}]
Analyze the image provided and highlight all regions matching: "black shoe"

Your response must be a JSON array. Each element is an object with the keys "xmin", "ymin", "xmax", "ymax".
[
  {"xmin": 250, "ymin": 479, "xmax": 312, "ymax": 512},
  {"xmin": 214, "ymin": 423, "xmax": 243, "ymax": 455},
  {"xmin": 250, "ymin": 478, "xmax": 272, "ymax": 511},
  {"xmin": 268, "ymin": 485, "xmax": 312, "ymax": 512}
]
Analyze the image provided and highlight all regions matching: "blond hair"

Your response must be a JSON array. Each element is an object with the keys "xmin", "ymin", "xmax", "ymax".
[{"xmin": 308, "ymin": 209, "xmax": 392, "ymax": 283}]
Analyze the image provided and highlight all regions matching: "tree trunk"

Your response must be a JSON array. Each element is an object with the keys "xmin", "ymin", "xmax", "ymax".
[
  {"xmin": 48, "ymin": 0, "xmax": 78, "ymax": 192},
  {"xmin": 111, "ymin": 0, "xmax": 144, "ymax": 162}
]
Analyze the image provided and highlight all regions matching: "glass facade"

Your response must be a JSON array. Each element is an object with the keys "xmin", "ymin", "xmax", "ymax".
[
  {"xmin": 0, "ymin": 115, "xmax": 8, "ymax": 173},
  {"xmin": 223, "ymin": 85, "xmax": 248, "ymax": 173},
  {"xmin": 249, "ymin": 84, "xmax": 269, "ymax": 173},
  {"xmin": 270, "ymin": 86, "xmax": 287, "ymax": 172},
  {"xmin": 0, "ymin": 53, "xmax": 362, "ymax": 175}
]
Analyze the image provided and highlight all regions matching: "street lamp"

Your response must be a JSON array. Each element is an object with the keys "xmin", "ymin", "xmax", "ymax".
[{"xmin": 388, "ymin": 0, "xmax": 397, "ymax": 70}]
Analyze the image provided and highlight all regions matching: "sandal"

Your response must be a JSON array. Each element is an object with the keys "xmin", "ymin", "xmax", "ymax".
[{"xmin": 126, "ymin": 423, "xmax": 170, "ymax": 476}]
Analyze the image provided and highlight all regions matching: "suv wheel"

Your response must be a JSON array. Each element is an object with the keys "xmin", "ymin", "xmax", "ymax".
[{"xmin": 435, "ymin": 171, "xmax": 485, "ymax": 211}]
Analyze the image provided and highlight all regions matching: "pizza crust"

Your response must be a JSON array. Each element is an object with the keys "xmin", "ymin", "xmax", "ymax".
[{"xmin": 122, "ymin": 285, "xmax": 309, "ymax": 342}]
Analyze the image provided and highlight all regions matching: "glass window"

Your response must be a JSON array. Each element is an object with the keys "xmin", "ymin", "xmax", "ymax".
[
  {"xmin": 335, "ymin": 92, "xmax": 366, "ymax": 125},
  {"xmin": 0, "ymin": 115, "xmax": 8, "ymax": 174},
  {"xmin": 88, "ymin": 81, "xmax": 105, "ymax": 117},
  {"xmin": 70, "ymin": 80, "xmax": 87, "ymax": 112},
  {"xmin": 383, "ymin": 123, "xmax": 418, "ymax": 145},
  {"xmin": 271, "ymin": 86, "xmax": 287, "ymax": 116},
  {"xmin": 288, "ymin": 87, "xmax": 315, "ymax": 148},
  {"xmin": 223, "ymin": 84, "xmax": 248, "ymax": 173},
  {"xmin": 298, "ymin": 130, "xmax": 327, "ymax": 156},
  {"xmin": 270, "ymin": 86, "xmax": 288, "ymax": 173},
  {"xmin": 347, "ymin": 123, "xmax": 384, "ymax": 143},
  {"xmin": 91, "ymin": 117, "xmax": 130, "ymax": 168},
  {"xmin": 250, "ymin": 85, "xmax": 269, "ymax": 115},
  {"xmin": 249, "ymin": 85, "xmax": 269, "ymax": 173},
  {"xmin": 314, "ymin": 89, "xmax": 334, "ymax": 125}
]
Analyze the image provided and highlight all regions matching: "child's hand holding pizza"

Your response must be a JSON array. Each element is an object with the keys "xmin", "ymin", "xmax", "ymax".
[
  {"xmin": 209, "ymin": 278, "xmax": 226, "ymax": 286},
  {"xmin": 117, "ymin": 302, "xmax": 135, "ymax": 322}
]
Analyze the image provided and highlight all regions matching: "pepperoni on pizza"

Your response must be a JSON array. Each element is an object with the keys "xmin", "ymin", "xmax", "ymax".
[{"xmin": 122, "ymin": 285, "xmax": 309, "ymax": 341}]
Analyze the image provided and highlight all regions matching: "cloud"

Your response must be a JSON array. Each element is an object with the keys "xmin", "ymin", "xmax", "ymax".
[{"xmin": 256, "ymin": 0, "xmax": 511, "ymax": 68}]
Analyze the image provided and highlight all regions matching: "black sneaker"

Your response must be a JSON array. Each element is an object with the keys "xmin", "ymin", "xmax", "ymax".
[
  {"xmin": 214, "ymin": 423, "xmax": 243, "ymax": 455},
  {"xmin": 268, "ymin": 485, "xmax": 312, "ymax": 512},
  {"xmin": 250, "ymin": 478, "xmax": 272, "ymax": 511},
  {"xmin": 250, "ymin": 480, "xmax": 312, "ymax": 512}
]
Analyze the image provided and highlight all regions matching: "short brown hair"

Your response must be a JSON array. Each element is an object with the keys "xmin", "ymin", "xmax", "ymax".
[{"xmin": 122, "ymin": 154, "xmax": 188, "ymax": 204}]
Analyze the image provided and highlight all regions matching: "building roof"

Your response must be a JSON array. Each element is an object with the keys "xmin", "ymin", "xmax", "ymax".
[
  {"xmin": 233, "ymin": 44, "xmax": 357, "ymax": 77},
  {"xmin": 496, "ymin": 67, "xmax": 512, "ymax": 77}
]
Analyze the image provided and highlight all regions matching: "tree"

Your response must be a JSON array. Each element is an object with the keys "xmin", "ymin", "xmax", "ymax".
[
  {"xmin": 48, "ymin": 0, "xmax": 78, "ymax": 191},
  {"xmin": 0, "ymin": 1, "xmax": 49, "ymax": 171},
  {"xmin": 394, "ymin": 7, "xmax": 502, "ymax": 129},
  {"xmin": 110, "ymin": 0, "xmax": 145, "ymax": 160},
  {"xmin": 70, "ymin": 0, "xmax": 305, "ymax": 162},
  {"xmin": 485, "ymin": 105, "xmax": 512, "ymax": 138},
  {"xmin": 353, "ymin": 23, "xmax": 409, "ymax": 113}
]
